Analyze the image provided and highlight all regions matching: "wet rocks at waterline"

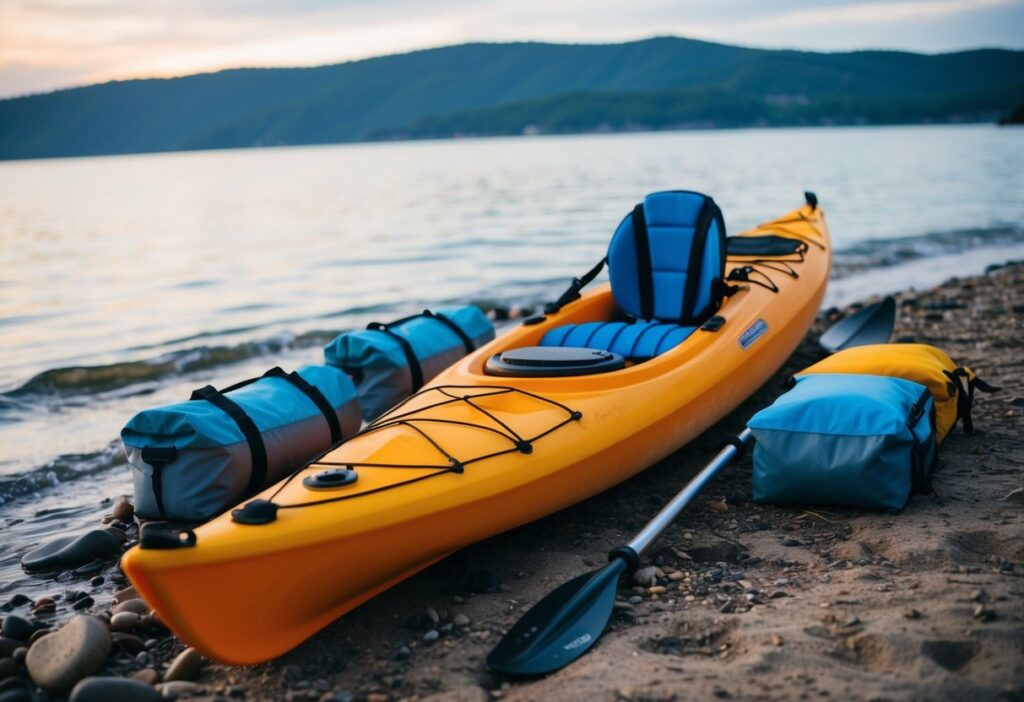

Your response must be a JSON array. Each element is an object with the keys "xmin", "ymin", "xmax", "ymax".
[
  {"xmin": 0, "ymin": 610, "xmax": 205, "ymax": 695},
  {"xmin": 0, "ymin": 496, "xmax": 207, "ymax": 698}
]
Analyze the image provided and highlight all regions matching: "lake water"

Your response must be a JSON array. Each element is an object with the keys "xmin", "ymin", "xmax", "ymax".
[{"xmin": 2, "ymin": 124, "xmax": 1023, "ymax": 599}]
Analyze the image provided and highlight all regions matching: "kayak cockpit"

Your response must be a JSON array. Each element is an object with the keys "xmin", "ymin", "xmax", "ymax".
[
  {"xmin": 478, "ymin": 190, "xmax": 824, "ymax": 380},
  {"xmin": 483, "ymin": 189, "xmax": 726, "ymax": 377}
]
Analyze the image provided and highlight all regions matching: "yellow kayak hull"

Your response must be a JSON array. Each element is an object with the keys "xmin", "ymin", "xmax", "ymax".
[{"xmin": 122, "ymin": 200, "xmax": 831, "ymax": 664}]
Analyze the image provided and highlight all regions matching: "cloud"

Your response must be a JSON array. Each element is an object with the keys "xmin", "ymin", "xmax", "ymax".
[{"xmin": 1, "ymin": 0, "xmax": 1021, "ymax": 98}]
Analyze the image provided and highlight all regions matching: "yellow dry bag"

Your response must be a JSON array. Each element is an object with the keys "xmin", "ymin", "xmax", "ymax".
[{"xmin": 799, "ymin": 343, "xmax": 996, "ymax": 443}]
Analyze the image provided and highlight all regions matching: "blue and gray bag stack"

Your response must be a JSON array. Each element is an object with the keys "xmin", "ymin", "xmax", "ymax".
[
  {"xmin": 749, "ymin": 374, "xmax": 937, "ymax": 511},
  {"xmin": 122, "ymin": 365, "xmax": 361, "ymax": 523},
  {"xmin": 325, "ymin": 306, "xmax": 494, "ymax": 421}
]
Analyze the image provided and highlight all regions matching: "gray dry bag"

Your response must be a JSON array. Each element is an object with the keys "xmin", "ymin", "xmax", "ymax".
[
  {"xmin": 749, "ymin": 373, "xmax": 937, "ymax": 512},
  {"xmin": 324, "ymin": 306, "xmax": 494, "ymax": 421},
  {"xmin": 121, "ymin": 365, "xmax": 361, "ymax": 523}
]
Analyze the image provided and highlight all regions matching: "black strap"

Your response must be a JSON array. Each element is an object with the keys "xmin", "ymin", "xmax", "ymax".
[
  {"xmin": 727, "ymin": 265, "xmax": 779, "ymax": 293},
  {"xmin": 945, "ymin": 368, "xmax": 1000, "ymax": 435},
  {"xmin": 263, "ymin": 367, "xmax": 343, "ymax": 445},
  {"xmin": 907, "ymin": 387, "xmax": 930, "ymax": 430},
  {"xmin": 424, "ymin": 310, "xmax": 475, "ymax": 354},
  {"xmin": 220, "ymin": 367, "xmax": 343, "ymax": 444},
  {"xmin": 907, "ymin": 387, "xmax": 934, "ymax": 495},
  {"xmin": 367, "ymin": 322, "xmax": 424, "ymax": 392},
  {"xmin": 631, "ymin": 203, "xmax": 655, "ymax": 320},
  {"xmin": 713, "ymin": 278, "xmax": 742, "ymax": 299},
  {"xmin": 545, "ymin": 257, "xmax": 607, "ymax": 315},
  {"xmin": 680, "ymin": 199, "xmax": 717, "ymax": 322},
  {"xmin": 140, "ymin": 446, "xmax": 177, "ymax": 519},
  {"xmin": 190, "ymin": 385, "xmax": 268, "ymax": 498}
]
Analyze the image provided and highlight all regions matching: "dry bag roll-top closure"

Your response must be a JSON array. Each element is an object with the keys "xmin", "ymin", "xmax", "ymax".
[{"xmin": 122, "ymin": 365, "xmax": 362, "ymax": 523}]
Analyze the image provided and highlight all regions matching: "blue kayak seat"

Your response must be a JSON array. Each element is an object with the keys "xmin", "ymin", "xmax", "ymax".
[
  {"xmin": 609, "ymin": 190, "xmax": 727, "ymax": 325},
  {"xmin": 540, "ymin": 320, "xmax": 697, "ymax": 360},
  {"xmin": 537, "ymin": 190, "xmax": 725, "ymax": 362}
]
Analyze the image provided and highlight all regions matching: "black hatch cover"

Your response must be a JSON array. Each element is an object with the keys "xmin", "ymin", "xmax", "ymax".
[{"xmin": 485, "ymin": 346, "xmax": 626, "ymax": 377}]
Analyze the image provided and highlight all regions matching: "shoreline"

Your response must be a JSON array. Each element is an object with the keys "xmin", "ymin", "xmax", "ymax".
[
  {"xmin": 2, "ymin": 262, "xmax": 1022, "ymax": 701},
  {"xmin": 0, "ymin": 120, "xmax": 1009, "ymax": 165}
]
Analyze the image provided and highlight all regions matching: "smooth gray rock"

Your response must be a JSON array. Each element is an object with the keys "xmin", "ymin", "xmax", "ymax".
[
  {"xmin": 1, "ymin": 616, "xmax": 33, "ymax": 643},
  {"xmin": 20, "ymin": 531, "xmax": 121, "ymax": 572},
  {"xmin": 25, "ymin": 615, "xmax": 111, "ymax": 689},
  {"xmin": 70, "ymin": 677, "xmax": 161, "ymax": 702},
  {"xmin": 163, "ymin": 648, "xmax": 202, "ymax": 682}
]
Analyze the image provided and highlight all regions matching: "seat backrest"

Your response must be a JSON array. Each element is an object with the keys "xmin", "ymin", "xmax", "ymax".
[{"xmin": 607, "ymin": 191, "xmax": 726, "ymax": 324}]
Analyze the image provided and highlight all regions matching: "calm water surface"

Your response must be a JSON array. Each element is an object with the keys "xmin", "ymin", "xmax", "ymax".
[{"xmin": 1, "ymin": 125, "xmax": 1022, "ymax": 598}]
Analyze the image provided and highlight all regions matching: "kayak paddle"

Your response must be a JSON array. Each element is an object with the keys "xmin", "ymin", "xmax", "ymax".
[
  {"xmin": 818, "ymin": 295, "xmax": 895, "ymax": 353},
  {"xmin": 486, "ymin": 297, "xmax": 896, "ymax": 676}
]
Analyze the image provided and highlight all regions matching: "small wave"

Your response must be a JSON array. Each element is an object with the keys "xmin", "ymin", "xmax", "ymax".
[
  {"xmin": 0, "ymin": 442, "xmax": 125, "ymax": 505},
  {"xmin": 832, "ymin": 224, "xmax": 1024, "ymax": 279},
  {"xmin": 5, "ymin": 328, "xmax": 342, "ymax": 399}
]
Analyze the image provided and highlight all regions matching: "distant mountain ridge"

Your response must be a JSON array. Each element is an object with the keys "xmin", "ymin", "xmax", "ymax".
[{"xmin": 1, "ymin": 37, "xmax": 1022, "ymax": 160}]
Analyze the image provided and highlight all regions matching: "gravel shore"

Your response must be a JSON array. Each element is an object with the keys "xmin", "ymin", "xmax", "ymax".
[{"xmin": 2, "ymin": 262, "xmax": 1022, "ymax": 702}]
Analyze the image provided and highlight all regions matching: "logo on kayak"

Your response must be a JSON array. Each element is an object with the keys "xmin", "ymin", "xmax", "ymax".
[
  {"xmin": 563, "ymin": 633, "xmax": 592, "ymax": 650},
  {"xmin": 739, "ymin": 319, "xmax": 768, "ymax": 349}
]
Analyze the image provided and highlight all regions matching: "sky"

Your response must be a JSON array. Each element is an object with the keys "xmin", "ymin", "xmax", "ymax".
[{"xmin": 1, "ymin": 0, "xmax": 1022, "ymax": 98}]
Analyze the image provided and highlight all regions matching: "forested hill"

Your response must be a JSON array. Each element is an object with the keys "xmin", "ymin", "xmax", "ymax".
[{"xmin": 1, "ymin": 37, "xmax": 1022, "ymax": 160}]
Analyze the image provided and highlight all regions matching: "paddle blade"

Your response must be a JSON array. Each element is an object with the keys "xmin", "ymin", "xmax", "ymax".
[
  {"xmin": 487, "ymin": 558, "xmax": 627, "ymax": 676},
  {"xmin": 819, "ymin": 296, "xmax": 895, "ymax": 353}
]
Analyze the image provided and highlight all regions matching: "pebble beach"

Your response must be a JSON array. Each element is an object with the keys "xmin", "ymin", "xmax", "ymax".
[{"xmin": 1, "ymin": 261, "xmax": 1022, "ymax": 702}]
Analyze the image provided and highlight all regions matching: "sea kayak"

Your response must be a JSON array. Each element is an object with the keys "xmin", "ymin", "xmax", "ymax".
[{"xmin": 122, "ymin": 193, "xmax": 830, "ymax": 664}]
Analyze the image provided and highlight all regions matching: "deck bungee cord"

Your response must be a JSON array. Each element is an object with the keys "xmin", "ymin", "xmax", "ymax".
[{"xmin": 226, "ymin": 385, "xmax": 583, "ymax": 525}]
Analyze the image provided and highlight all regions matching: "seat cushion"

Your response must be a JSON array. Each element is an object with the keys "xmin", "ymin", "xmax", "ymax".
[
  {"xmin": 607, "ymin": 191, "xmax": 726, "ymax": 324},
  {"xmin": 540, "ymin": 320, "xmax": 697, "ymax": 360}
]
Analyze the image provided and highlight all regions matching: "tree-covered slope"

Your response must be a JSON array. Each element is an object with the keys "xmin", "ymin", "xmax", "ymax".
[{"xmin": 1, "ymin": 38, "xmax": 1021, "ymax": 160}]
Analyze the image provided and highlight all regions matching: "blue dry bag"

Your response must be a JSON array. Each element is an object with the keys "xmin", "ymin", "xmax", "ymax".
[
  {"xmin": 324, "ymin": 306, "xmax": 494, "ymax": 420},
  {"xmin": 749, "ymin": 373, "xmax": 937, "ymax": 511},
  {"xmin": 122, "ymin": 365, "xmax": 361, "ymax": 522}
]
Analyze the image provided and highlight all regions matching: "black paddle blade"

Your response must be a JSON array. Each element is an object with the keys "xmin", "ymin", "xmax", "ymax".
[
  {"xmin": 819, "ymin": 296, "xmax": 895, "ymax": 353},
  {"xmin": 487, "ymin": 557, "xmax": 628, "ymax": 676}
]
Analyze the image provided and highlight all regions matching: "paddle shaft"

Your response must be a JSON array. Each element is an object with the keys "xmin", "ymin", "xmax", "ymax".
[{"xmin": 626, "ymin": 428, "xmax": 753, "ymax": 556}]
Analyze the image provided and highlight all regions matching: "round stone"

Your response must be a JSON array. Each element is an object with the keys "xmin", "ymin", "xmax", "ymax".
[
  {"xmin": 70, "ymin": 677, "xmax": 161, "ymax": 702},
  {"xmin": 112, "ymin": 497, "xmax": 135, "ymax": 523},
  {"xmin": 132, "ymin": 668, "xmax": 160, "ymax": 685},
  {"xmin": 25, "ymin": 615, "xmax": 111, "ymax": 690},
  {"xmin": 1, "ymin": 616, "xmax": 33, "ymax": 643},
  {"xmin": 111, "ymin": 633, "xmax": 147, "ymax": 654},
  {"xmin": 110, "ymin": 612, "xmax": 141, "ymax": 633},
  {"xmin": 113, "ymin": 587, "xmax": 140, "ymax": 604},
  {"xmin": 163, "ymin": 647, "xmax": 202, "ymax": 682},
  {"xmin": 111, "ymin": 599, "xmax": 149, "ymax": 616}
]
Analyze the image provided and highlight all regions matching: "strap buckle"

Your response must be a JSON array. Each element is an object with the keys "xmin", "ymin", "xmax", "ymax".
[{"xmin": 140, "ymin": 523, "xmax": 196, "ymax": 550}]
